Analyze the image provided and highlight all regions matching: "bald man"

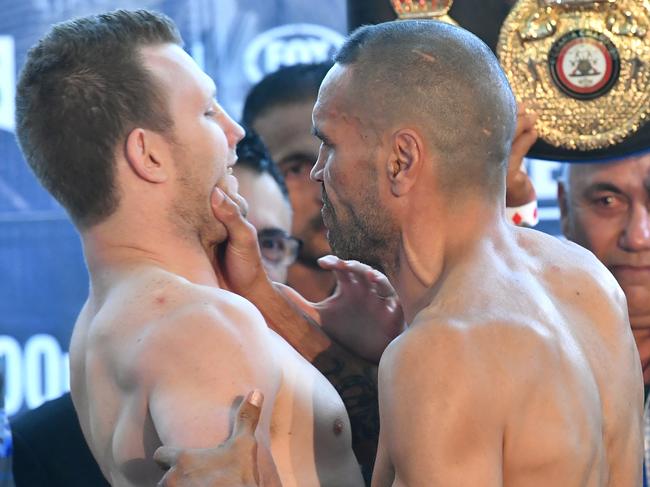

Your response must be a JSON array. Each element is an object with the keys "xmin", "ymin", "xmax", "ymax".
[
  {"xmin": 157, "ymin": 20, "xmax": 643, "ymax": 487},
  {"xmin": 310, "ymin": 21, "xmax": 642, "ymax": 486}
]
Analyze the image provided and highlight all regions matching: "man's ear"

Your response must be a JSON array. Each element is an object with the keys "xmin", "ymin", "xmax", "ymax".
[
  {"xmin": 125, "ymin": 128, "xmax": 168, "ymax": 183},
  {"xmin": 557, "ymin": 181, "xmax": 571, "ymax": 237},
  {"xmin": 386, "ymin": 128, "xmax": 423, "ymax": 196}
]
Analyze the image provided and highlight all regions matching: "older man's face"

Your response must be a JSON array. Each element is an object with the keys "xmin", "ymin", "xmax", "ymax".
[{"xmin": 559, "ymin": 154, "xmax": 650, "ymax": 325}]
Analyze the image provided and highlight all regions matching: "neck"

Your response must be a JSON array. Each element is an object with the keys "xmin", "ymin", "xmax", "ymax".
[
  {"xmin": 389, "ymin": 195, "xmax": 505, "ymax": 324},
  {"xmin": 81, "ymin": 216, "xmax": 220, "ymax": 302},
  {"xmin": 287, "ymin": 260, "xmax": 337, "ymax": 302}
]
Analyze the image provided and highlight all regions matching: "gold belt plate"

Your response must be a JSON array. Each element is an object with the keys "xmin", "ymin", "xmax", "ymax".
[{"xmin": 498, "ymin": 0, "xmax": 650, "ymax": 150}]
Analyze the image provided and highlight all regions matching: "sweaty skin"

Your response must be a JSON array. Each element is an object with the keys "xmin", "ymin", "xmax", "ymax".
[
  {"xmin": 307, "ymin": 27, "xmax": 643, "ymax": 485},
  {"xmin": 68, "ymin": 42, "xmax": 363, "ymax": 487},
  {"xmin": 373, "ymin": 230, "xmax": 642, "ymax": 487},
  {"xmin": 559, "ymin": 155, "xmax": 650, "ymax": 385},
  {"xmin": 123, "ymin": 22, "xmax": 642, "ymax": 487}
]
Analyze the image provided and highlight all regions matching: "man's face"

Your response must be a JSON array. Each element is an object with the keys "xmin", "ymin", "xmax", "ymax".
[
  {"xmin": 252, "ymin": 99, "xmax": 330, "ymax": 266},
  {"xmin": 234, "ymin": 166, "xmax": 294, "ymax": 283},
  {"xmin": 310, "ymin": 65, "xmax": 397, "ymax": 274},
  {"xmin": 143, "ymin": 44, "xmax": 244, "ymax": 243},
  {"xmin": 559, "ymin": 154, "xmax": 650, "ymax": 325}
]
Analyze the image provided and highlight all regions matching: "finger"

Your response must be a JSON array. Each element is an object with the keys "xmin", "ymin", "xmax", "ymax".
[
  {"xmin": 232, "ymin": 389, "xmax": 264, "ymax": 438},
  {"xmin": 368, "ymin": 271, "xmax": 396, "ymax": 299},
  {"xmin": 509, "ymin": 128, "xmax": 538, "ymax": 172},
  {"xmin": 211, "ymin": 188, "xmax": 260, "ymax": 253},
  {"xmin": 156, "ymin": 468, "xmax": 174, "ymax": 487},
  {"xmin": 341, "ymin": 260, "xmax": 373, "ymax": 287},
  {"xmin": 513, "ymin": 108, "xmax": 537, "ymax": 141},
  {"xmin": 317, "ymin": 254, "xmax": 345, "ymax": 271},
  {"xmin": 329, "ymin": 265, "xmax": 354, "ymax": 289},
  {"xmin": 153, "ymin": 446, "xmax": 181, "ymax": 470}
]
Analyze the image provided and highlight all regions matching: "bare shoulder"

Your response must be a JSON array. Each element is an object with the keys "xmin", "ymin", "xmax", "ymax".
[
  {"xmin": 376, "ymin": 314, "xmax": 550, "ymax": 482},
  {"xmin": 379, "ymin": 313, "xmax": 546, "ymax": 409},
  {"xmin": 111, "ymin": 269, "xmax": 281, "ymax": 448},
  {"xmin": 518, "ymin": 227, "xmax": 618, "ymax": 286},
  {"xmin": 88, "ymin": 267, "xmax": 277, "ymax": 395},
  {"xmin": 126, "ymin": 270, "xmax": 272, "ymax": 373},
  {"xmin": 516, "ymin": 227, "xmax": 627, "ymax": 320}
]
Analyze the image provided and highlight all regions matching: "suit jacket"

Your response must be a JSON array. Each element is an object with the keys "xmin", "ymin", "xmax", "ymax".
[{"xmin": 11, "ymin": 393, "xmax": 109, "ymax": 487}]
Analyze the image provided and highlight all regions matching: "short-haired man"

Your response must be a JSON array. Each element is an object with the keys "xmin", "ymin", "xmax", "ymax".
[
  {"xmin": 157, "ymin": 20, "xmax": 644, "ymax": 486},
  {"xmin": 15, "ymin": 10, "xmax": 365, "ymax": 486},
  {"xmin": 243, "ymin": 63, "xmax": 336, "ymax": 302},
  {"xmin": 309, "ymin": 20, "xmax": 641, "ymax": 485},
  {"xmin": 234, "ymin": 130, "xmax": 299, "ymax": 284}
]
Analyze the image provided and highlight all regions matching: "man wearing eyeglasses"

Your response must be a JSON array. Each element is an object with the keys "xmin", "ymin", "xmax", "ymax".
[{"xmin": 234, "ymin": 131, "xmax": 301, "ymax": 284}]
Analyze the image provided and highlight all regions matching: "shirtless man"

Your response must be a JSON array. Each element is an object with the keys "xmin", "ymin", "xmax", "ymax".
[
  {"xmin": 311, "ymin": 20, "xmax": 642, "ymax": 486},
  {"xmin": 15, "ymin": 10, "xmax": 363, "ymax": 487},
  {"xmin": 157, "ymin": 19, "xmax": 644, "ymax": 487}
]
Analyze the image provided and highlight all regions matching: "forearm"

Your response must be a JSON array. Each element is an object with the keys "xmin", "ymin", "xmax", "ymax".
[{"xmin": 244, "ymin": 279, "xmax": 332, "ymax": 361}]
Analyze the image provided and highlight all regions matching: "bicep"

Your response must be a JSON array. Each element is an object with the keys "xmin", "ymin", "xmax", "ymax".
[
  {"xmin": 144, "ymin": 308, "xmax": 280, "ymax": 449},
  {"xmin": 378, "ymin": 331, "xmax": 504, "ymax": 487}
]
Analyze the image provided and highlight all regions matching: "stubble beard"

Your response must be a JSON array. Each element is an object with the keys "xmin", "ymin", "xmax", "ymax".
[
  {"xmin": 170, "ymin": 164, "xmax": 225, "ymax": 253},
  {"xmin": 322, "ymin": 187, "xmax": 397, "ymax": 276}
]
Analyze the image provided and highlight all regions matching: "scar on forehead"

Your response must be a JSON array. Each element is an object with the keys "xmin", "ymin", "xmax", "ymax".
[
  {"xmin": 412, "ymin": 49, "xmax": 436, "ymax": 62},
  {"xmin": 482, "ymin": 128, "xmax": 492, "ymax": 136}
]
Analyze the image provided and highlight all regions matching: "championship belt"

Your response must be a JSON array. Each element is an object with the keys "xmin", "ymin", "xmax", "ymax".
[
  {"xmin": 498, "ymin": 0, "xmax": 650, "ymax": 151},
  {"xmin": 390, "ymin": 0, "xmax": 458, "ymax": 25}
]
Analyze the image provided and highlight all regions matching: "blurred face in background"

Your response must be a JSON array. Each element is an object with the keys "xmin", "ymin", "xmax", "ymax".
[
  {"xmin": 252, "ymin": 99, "xmax": 331, "ymax": 266},
  {"xmin": 234, "ymin": 165, "xmax": 299, "ymax": 283},
  {"xmin": 559, "ymin": 154, "xmax": 650, "ymax": 327}
]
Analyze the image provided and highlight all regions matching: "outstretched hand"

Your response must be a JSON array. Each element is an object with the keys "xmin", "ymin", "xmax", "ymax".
[
  {"xmin": 154, "ymin": 390, "xmax": 264, "ymax": 487},
  {"xmin": 506, "ymin": 103, "xmax": 538, "ymax": 208},
  {"xmin": 314, "ymin": 255, "xmax": 405, "ymax": 363}
]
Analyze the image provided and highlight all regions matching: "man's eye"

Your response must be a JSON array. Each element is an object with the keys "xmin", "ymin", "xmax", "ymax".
[
  {"xmin": 598, "ymin": 196, "xmax": 615, "ymax": 206},
  {"xmin": 283, "ymin": 163, "xmax": 310, "ymax": 178},
  {"xmin": 260, "ymin": 239, "xmax": 277, "ymax": 249},
  {"xmin": 590, "ymin": 194, "xmax": 625, "ymax": 211}
]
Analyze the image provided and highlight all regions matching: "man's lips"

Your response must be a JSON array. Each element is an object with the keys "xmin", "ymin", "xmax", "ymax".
[
  {"xmin": 225, "ymin": 154, "xmax": 238, "ymax": 172},
  {"xmin": 612, "ymin": 265, "xmax": 650, "ymax": 271},
  {"xmin": 610, "ymin": 265, "xmax": 650, "ymax": 278}
]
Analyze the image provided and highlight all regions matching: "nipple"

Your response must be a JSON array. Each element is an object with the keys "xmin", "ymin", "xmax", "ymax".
[{"xmin": 333, "ymin": 418, "xmax": 344, "ymax": 436}]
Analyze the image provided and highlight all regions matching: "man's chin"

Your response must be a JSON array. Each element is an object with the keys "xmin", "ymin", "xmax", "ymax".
[{"xmin": 214, "ymin": 181, "xmax": 248, "ymax": 217}]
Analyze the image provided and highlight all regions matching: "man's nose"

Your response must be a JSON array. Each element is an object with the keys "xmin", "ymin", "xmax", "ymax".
[
  {"xmin": 225, "ymin": 113, "xmax": 245, "ymax": 147},
  {"xmin": 310, "ymin": 156, "xmax": 323, "ymax": 183},
  {"xmin": 619, "ymin": 203, "xmax": 650, "ymax": 251}
]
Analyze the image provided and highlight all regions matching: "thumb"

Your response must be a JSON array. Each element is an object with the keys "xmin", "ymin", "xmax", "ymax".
[
  {"xmin": 153, "ymin": 445, "xmax": 182, "ymax": 470},
  {"xmin": 211, "ymin": 188, "xmax": 260, "ymax": 256},
  {"xmin": 232, "ymin": 389, "xmax": 264, "ymax": 438}
]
